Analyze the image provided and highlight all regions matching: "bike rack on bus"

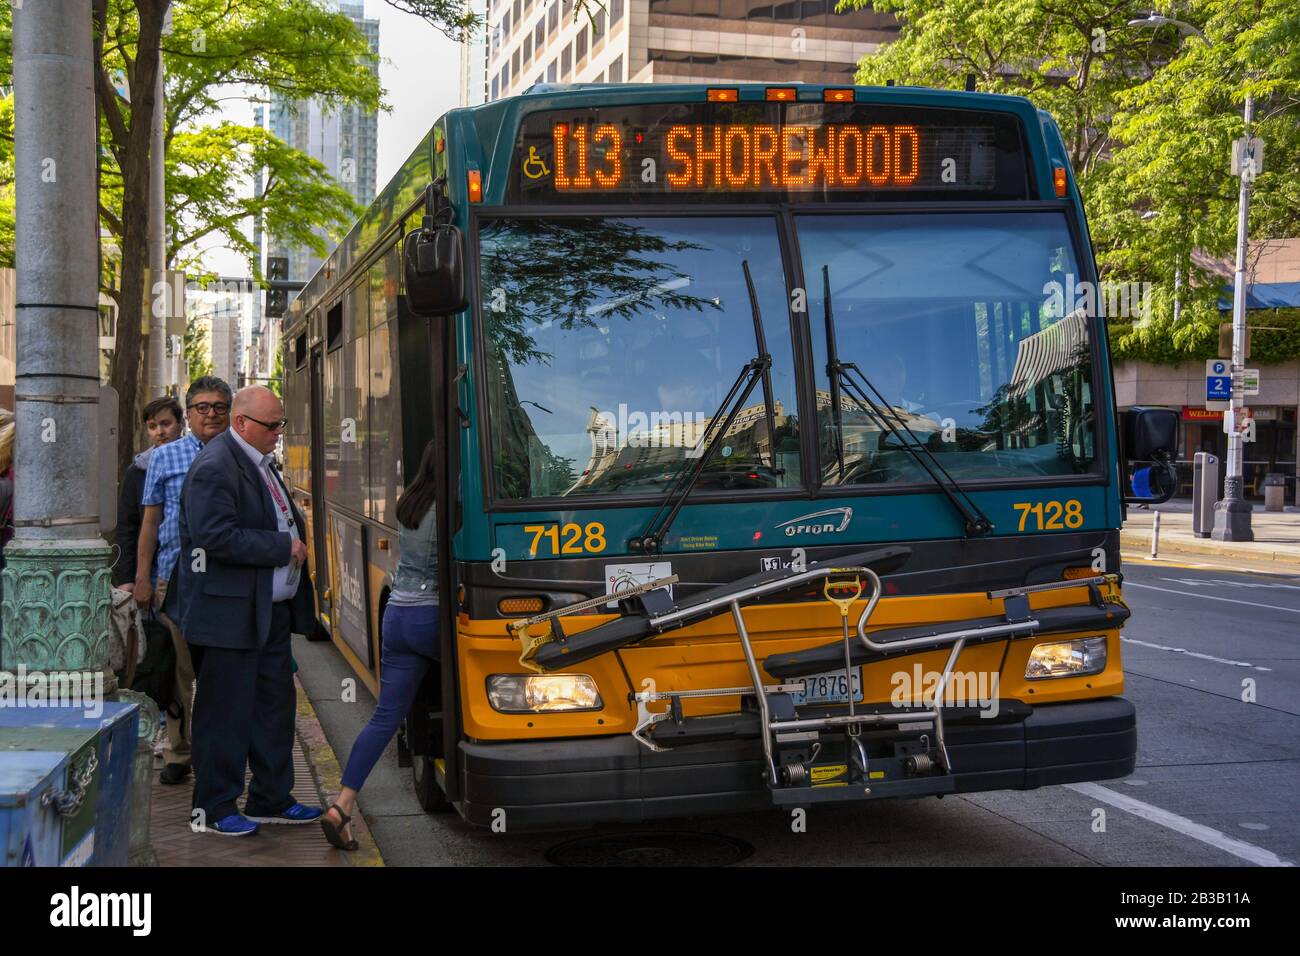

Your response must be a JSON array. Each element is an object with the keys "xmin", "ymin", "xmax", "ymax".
[
  {"xmin": 627, "ymin": 570, "xmax": 1122, "ymax": 805},
  {"xmin": 506, "ymin": 556, "xmax": 1124, "ymax": 805}
]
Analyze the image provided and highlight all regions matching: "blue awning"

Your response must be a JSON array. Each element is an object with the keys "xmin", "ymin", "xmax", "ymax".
[{"xmin": 1219, "ymin": 281, "xmax": 1300, "ymax": 309}]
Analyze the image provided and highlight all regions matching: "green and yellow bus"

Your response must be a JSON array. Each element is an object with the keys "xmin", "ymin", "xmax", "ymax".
[{"xmin": 282, "ymin": 81, "xmax": 1177, "ymax": 828}]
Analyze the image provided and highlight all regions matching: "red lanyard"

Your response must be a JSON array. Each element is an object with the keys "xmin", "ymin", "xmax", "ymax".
[{"xmin": 262, "ymin": 466, "xmax": 293, "ymax": 526}]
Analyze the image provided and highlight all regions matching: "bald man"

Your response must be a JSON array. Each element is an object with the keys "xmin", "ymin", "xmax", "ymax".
[{"xmin": 176, "ymin": 386, "xmax": 322, "ymax": 837}]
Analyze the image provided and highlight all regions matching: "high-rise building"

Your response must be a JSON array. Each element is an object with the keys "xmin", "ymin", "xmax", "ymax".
[
  {"xmin": 478, "ymin": 0, "xmax": 899, "ymax": 101},
  {"xmin": 190, "ymin": 292, "xmax": 245, "ymax": 389},
  {"xmin": 268, "ymin": 1, "xmax": 380, "ymax": 284},
  {"xmin": 461, "ymin": 0, "xmax": 490, "ymax": 106}
]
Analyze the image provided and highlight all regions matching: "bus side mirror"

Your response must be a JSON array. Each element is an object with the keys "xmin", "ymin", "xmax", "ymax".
[
  {"xmin": 1123, "ymin": 406, "xmax": 1180, "ymax": 504},
  {"xmin": 403, "ymin": 221, "xmax": 466, "ymax": 316}
]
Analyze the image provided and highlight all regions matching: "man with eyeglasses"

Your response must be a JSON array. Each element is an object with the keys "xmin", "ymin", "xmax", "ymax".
[
  {"xmin": 176, "ymin": 385, "xmax": 322, "ymax": 836},
  {"xmin": 135, "ymin": 375, "xmax": 233, "ymax": 785}
]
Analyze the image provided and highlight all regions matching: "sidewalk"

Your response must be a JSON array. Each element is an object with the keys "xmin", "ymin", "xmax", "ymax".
[
  {"xmin": 147, "ymin": 676, "xmax": 383, "ymax": 867},
  {"xmin": 1121, "ymin": 500, "xmax": 1300, "ymax": 567}
]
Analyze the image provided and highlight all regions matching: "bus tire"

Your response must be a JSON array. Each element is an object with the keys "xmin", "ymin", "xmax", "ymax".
[{"xmin": 412, "ymin": 754, "xmax": 453, "ymax": 813}]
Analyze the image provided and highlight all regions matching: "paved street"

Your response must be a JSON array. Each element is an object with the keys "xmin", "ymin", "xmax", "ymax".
[{"xmin": 296, "ymin": 558, "xmax": 1299, "ymax": 867}]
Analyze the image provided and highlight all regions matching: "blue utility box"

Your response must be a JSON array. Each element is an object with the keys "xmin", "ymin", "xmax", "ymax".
[{"xmin": 0, "ymin": 701, "xmax": 140, "ymax": 866}]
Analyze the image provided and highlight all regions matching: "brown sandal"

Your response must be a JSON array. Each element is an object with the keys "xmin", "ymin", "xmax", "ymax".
[{"xmin": 319, "ymin": 803, "xmax": 358, "ymax": 851}]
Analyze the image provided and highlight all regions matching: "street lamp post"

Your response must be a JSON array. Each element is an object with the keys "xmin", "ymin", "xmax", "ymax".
[
  {"xmin": 1214, "ymin": 93, "xmax": 1256, "ymax": 541},
  {"xmin": 1128, "ymin": 12, "xmax": 1254, "ymax": 540}
]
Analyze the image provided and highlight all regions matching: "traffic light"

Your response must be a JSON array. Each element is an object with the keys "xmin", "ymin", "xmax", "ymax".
[{"xmin": 265, "ymin": 256, "xmax": 289, "ymax": 318}]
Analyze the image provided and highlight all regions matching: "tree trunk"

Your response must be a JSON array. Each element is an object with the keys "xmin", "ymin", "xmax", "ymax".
[{"xmin": 104, "ymin": 0, "xmax": 168, "ymax": 480}]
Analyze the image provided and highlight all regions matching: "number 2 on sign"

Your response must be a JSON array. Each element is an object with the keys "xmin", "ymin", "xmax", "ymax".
[
  {"xmin": 523, "ymin": 522, "xmax": 607, "ymax": 556},
  {"xmin": 1013, "ymin": 499, "xmax": 1083, "ymax": 532}
]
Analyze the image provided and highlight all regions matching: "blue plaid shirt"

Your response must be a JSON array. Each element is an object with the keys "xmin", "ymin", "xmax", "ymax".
[{"xmin": 140, "ymin": 433, "xmax": 204, "ymax": 583}]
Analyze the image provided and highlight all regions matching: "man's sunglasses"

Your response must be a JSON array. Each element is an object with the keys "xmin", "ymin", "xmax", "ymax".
[
  {"xmin": 242, "ymin": 414, "xmax": 288, "ymax": 431},
  {"xmin": 187, "ymin": 402, "xmax": 230, "ymax": 417}
]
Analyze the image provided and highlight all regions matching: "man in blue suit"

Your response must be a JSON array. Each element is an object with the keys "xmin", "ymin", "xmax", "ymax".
[{"xmin": 178, "ymin": 385, "xmax": 323, "ymax": 837}]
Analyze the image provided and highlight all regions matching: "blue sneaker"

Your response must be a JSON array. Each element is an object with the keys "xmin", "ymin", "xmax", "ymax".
[
  {"xmin": 209, "ymin": 814, "xmax": 260, "ymax": 837},
  {"xmin": 244, "ymin": 803, "xmax": 324, "ymax": 825}
]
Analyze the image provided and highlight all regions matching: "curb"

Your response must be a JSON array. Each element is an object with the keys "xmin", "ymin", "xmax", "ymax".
[
  {"xmin": 294, "ymin": 675, "xmax": 385, "ymax": 867},
  {"xmin": 1119, "ymin": 529, "xmax": 1300, "ymax": 567}
]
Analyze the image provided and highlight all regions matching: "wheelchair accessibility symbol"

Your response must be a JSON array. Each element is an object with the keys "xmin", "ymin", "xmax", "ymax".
[{"xmin": 523, "ymin": 146, "xmax": 550, "ymax": 180}]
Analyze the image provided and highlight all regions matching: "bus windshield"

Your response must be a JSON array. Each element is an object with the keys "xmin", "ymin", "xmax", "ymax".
[
  {"xmin": 481, "ymin": 215, "xmax": 802, "ymax": 500},
  {"xmin": 800, "ymin": 210, "xmax": 1096, "ymax": 486},
  {"xmin": 480, "ymin": 209, "xmax": 1097, "ymax": 502}
]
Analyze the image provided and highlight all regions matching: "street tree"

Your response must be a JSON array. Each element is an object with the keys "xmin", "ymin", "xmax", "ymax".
[
  {"xmin": 94, "ymin": 0, "xmax": 169, "ymax": 478},
  {"xmin": 843, "ymin": 0, "xmax": 1300, "ymax": 363},
  {"xmin": 53, "ymin": 0, "xmax": 482, "ymax": 475},
  {"xmin": 841, "ymin": 0, "xmax": 1172, "ymax": 175},
  {"xmin": 1093, "ymin": 0, "xmax": 1300, "ymax": 358}
]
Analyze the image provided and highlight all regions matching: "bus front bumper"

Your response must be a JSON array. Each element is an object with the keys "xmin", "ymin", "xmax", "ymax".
[{"xmin": 457, "ymin": 697, "xmax": 1136, "ymax": 830}]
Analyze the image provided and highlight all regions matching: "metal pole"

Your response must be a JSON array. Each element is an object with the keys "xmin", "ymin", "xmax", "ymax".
[
  {"xmin": 1212, "ymin": 94, "xmax": 1255, "ymax": 541},
  {"xmin": 4, "ymin": 0, "xmax": 114, "ymax": 678},
  {"xmin": 146, "ymin": 8, "xmax": 171, "ymax": 397}
]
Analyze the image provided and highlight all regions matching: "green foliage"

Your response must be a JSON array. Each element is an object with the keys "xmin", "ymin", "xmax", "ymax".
[
  {"xmin": 373, "ymin": 0, "xmax": 480, "ymax": 41},
  {"xmin": 166, "ymin": 123, "xmax": 362, "ymax": 275},
  {"xmin": 1109, "ymin": 309, "xmax": 1300, "ymax": 365},
  {"xmin": 842, "ymin": 0, "xmax": 1169, "ymax": 174},
  {"xmin": 845, "ymin": 0, "xmax": 1300, "ymax": 366},
  {"xmin": 183, "ymin": 318, "xmax": 213, "ymax": 380},
  {"xmin": 270, "ymin": 342, "xmax": 283, "ymax": 399},
  {"xmin": 0, "ymin": 95, "xmax": 13, "ymax": 269}
]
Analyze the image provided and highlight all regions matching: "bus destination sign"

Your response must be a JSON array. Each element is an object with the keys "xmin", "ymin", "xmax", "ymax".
[{"xmin": 511, "ymin": 102, "xmax": 1032, "ymax": 203}]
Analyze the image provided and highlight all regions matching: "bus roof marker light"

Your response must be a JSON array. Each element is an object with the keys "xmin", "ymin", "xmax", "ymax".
[
  {"xmin": 1053, "ymin": 164, "xmax": 1068, "ymax": 197},
  {"xmin": 823, "ymin": 88, "xmax": 854, "ymax": 103},
  {"xmin": 766, "ymin": 87, "xmax": 796, "ymax": 102},
  {"xmin": 467, "ymin": 169, "xmax": 483, "ymax": 202},
  {"xmin": 707, "ymin": 88, "xmax": 739, "ymax": 102}
]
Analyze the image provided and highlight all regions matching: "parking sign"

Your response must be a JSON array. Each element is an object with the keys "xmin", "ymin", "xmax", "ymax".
[{"xmin": 1206, "ymin": 359, "xmax": 1231, "ymax": 408}]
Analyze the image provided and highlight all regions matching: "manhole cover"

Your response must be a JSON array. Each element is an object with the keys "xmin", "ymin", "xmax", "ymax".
[{"xmin": 545, "ymin": 830, "xmax": 754, "ymax": 867}]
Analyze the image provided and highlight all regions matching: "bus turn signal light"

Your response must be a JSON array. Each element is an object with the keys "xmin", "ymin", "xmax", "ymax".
[
  {"xmin": 467, "ymin": 169, "xmax": 483, "ymax": 202},
  {"xmin": 1053, "ymin": 165, "xmax": 1068, "ymax": 197},
  {"xmin": 1061, "ymin": 566, "xmax": 1097, "ymax": 580},
  {"xmin": 706, "ymin": 88, "xmax": 739, "ymax": 102},
  {"xmin": 823, "ymin": 88, "xmax": 854, "ymax": 102},
  {"xmin": 766, "ymin": 87, "xmax": 796, "ymax": 101},
  {"xmin": 499, "ymin": 596, "xmax": 544, "ymax": 615}
]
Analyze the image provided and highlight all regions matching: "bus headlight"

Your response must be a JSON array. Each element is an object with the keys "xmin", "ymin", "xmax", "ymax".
[
  {"xmin": 487, "ymin": 674, "xmax": 603, "ymax": 713},
  {"xmin": 1026, "ymin": 637, "xmax": 1108, "ymax": 679}
]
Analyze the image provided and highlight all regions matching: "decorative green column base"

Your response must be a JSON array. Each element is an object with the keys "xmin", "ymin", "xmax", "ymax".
[
  {"xmin": 1, "ymin": 539, "xmax": 162, "ymax": 864},
  {"xmin": 1, "ymin": 538, "xmax": 116, "ymax": 697}
]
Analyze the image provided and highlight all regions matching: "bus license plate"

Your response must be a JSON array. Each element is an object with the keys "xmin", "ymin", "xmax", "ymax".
[{"xmin": 790, "ymin": 667, "xmax": 864, "ymax": 707}]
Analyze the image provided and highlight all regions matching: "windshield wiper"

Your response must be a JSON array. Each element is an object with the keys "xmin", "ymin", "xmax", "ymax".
[
  {"xmin": 629, "ymin": 260, "xmax": 780, "ymax": 554},
  {"xmin": 821, "ymin": 265, "xmax": 994, "ymax": 537}
]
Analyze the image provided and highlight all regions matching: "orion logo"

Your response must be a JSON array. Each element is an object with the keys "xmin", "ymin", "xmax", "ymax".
[{"xmin": 775, "ymin": 507, "xmax": 853, "ymax": 538}]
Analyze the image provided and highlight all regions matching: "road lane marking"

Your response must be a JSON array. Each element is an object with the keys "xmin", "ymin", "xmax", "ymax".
[
  {"xmin": 1065, "ymin": 782, "xmax": 1293, "ymax": 867},
  {"xmin": 1121, "ymin": 636, "xmax": 1273, "ymax": 671},
  {"xmin": 1125, "ymin": 580, "xmax": 1300, "ymax": 615},
  {"xmin": 1160, "ymin": 576, "xmax": 1300, "ymax": 591}
]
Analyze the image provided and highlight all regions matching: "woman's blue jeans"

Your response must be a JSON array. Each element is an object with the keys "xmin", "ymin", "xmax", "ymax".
[{"xmin": 340, "ymin": 602, "xmax": 440, "ymax": 791}]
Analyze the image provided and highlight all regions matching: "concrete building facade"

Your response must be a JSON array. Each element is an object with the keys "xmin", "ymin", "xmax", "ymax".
[{"xmin": 479, "ymin": 0, "xmax": 899, "ymax": 101}]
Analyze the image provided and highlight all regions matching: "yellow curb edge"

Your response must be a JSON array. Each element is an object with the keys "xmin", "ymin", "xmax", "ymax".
[
  {"xmin": 1119, "ymin": 529, "xmax": 1300, "ymax": 567},
  {"xmin": 294, "ymin": 675, "xmax": 385, "ymax": 867}
]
